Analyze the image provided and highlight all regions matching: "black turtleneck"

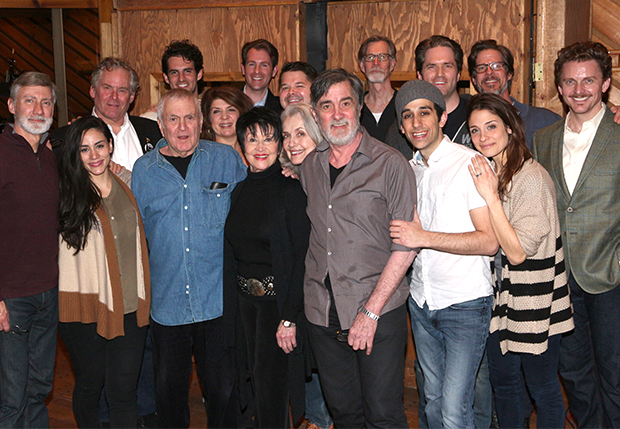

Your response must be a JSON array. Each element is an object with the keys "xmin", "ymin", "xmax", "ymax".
[{"xmin": 225, "ymin": 160, "xmax": 281, "ymax": 281}]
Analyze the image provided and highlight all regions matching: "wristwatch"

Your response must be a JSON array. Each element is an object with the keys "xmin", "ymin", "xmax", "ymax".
[{"xmin": 282, "ymin": 320, "xmax": 296, "ymax": 328}]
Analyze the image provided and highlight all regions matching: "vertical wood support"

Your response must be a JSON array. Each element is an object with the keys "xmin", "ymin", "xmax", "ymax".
[
  {"xmin": 51, "ymin": 8, "xmax": 68, "ymax": 126},
  {"xmin": 99, "ymin": 0, "xmax": 120, "ymax": 59}
]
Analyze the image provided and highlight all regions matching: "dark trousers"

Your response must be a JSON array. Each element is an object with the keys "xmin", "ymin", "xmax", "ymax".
[
  {"xmin": 488, "ymin": 331, "xmax": 565, "ymax": 428},
  {"xmin": 307, "ymin": 304, "xmax": 408, "ymax": 429},
  {"xmin": 559, "ymin": 274, "xmax": 620, "ymax": 428},
  {"xmin": 0, "ymin": 287, "xmax": 58, "ymax": 429},
  {"xmin": 150, "ymin": 317, "xmax": 237, "ymax": 429},
  {"xmin": 58, "ymin": 312, "xmax": 147, "ymax": 428},
  {"xmin": 238, "ymin": 295, "xmax": 289, "ymax": 428}
]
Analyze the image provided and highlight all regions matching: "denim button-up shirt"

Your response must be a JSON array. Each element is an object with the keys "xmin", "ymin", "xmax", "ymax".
[{"xmin": 132, "ymin": 138, "xmax": 246, "ymax": 326}]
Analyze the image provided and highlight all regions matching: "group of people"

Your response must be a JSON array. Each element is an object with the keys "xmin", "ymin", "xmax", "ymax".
[{"xmin": 0, "ymin": 32, "xmax": 618, "ymax": 429}]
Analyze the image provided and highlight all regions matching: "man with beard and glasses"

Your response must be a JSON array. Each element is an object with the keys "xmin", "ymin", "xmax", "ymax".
[
  {"xmin": 357, "ymin": 36, "xmax": 411, "ymax": 158},
  {"xmin": 300, "ymin": 68, "xmax": 417, "ymax": 428},
  {"xmin": 468, "ymin": 40, "xmax": 561, "ymax": 149},
  {"xmin": 0, "ymin": 72, "xmax": 60, "ymax": 428}
]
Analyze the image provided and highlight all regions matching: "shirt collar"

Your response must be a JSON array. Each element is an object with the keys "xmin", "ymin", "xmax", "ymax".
[
  {"xmin": 412, "ymin": 135, "xmax": 451, "ymax": 166},
  {"xmin": 565, "ymin": 103, "xmax": 606, "ymax": 134},
  {"xmin": 7, "ymin": 122, "xmax": 49, "ymax": 146},
  {"xmin": 243, "ymin": 86, "xmax": 269, "ymax": 107},
  {"xmin": 92, "ymin": 108, "xmax": 130, "ymax": 135}
]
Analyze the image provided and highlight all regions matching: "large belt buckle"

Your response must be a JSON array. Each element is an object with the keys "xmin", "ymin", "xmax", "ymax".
[{"xmin": 247, "ymin": 278, "xmax": 265, "ymax": 296}]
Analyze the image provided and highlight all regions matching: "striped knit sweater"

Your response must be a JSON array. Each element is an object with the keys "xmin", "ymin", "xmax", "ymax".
[
  {"xmin": 489, "ymin": 159, "xmax": 574, "ymax": 355},
  {"xmin": 59, "ymin": 170, "xmax": 151, "ymax": 340}
]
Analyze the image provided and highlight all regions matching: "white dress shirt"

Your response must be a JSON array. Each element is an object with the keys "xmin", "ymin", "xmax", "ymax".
[
  {"xmin": 409, "ymin": 137, "xmax": 493, "ymax": 310},
  {"xmin": 563, "ymin": 103, "xmax": 606, "ymax": 194},
  {"xmin": 93, "ymin": 110, "xmax": 142, "ymax": 170}
]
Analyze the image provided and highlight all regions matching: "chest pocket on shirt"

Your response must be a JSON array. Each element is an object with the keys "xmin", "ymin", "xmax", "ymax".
[{"xmin": 199, "ymin": 184, "xmax": 233, "ymax": 228}]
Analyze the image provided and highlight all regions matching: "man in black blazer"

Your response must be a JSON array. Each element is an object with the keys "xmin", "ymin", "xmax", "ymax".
[
  {"xmin": 240, "ymin": 39, "xmax": 282, "ymax": 115},
  {"xmin": 50, "ymin": 57, "xmax": 161, "ymax": 170}
]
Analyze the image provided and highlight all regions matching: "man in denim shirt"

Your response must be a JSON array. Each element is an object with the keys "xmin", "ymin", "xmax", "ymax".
[{"xmin": 132, "ymin": 89, "xmax": 246, "ymax": 428}]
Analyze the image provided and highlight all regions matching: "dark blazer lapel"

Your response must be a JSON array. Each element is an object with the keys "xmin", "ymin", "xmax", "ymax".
[
  {"xmin": 572, "ymin": 109, "xmax": 613, "ymax": 195},
  {"xmin": 550, "ymin": 122, "xmax": 571, "ymax": 202}
]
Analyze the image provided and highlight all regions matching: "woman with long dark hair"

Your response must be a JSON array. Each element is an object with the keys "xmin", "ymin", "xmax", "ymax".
[
  {"xmin": 57, "ymin": 116, "xmax": 150, "ymax": 428},
  {"xmin": 467, "ymin": 93, "xmax": 573, "ymax": 428}
]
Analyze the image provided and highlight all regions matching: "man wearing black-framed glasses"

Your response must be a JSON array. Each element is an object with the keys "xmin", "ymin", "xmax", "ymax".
[
  {"xmin": 357, "ymin": 36, "xmax": 412, "ymax": 157},
  {"xmin": 467, "ymin": 39, "xmax": 561, "ymax": 148}
]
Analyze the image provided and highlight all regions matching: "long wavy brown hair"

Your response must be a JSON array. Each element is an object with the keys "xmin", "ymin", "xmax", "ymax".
[{"xmin": 467, "ymin": 93, "xmax": 532, "ymax": 200}]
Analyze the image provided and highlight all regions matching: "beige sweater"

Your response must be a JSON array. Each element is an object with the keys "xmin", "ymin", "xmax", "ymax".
[
  {"xmin": 489, "ymin": 159, "xmax": 574, "ymax": 355},
  {"xmin": 59, "ymin": 171, "xmax": 151, "ymax": 340}
]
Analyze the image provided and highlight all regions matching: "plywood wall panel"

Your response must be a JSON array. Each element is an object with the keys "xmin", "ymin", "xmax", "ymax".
[
  {"xmin": 119, "ymin": 5, "xmax": 303, "ymax": 114},
  {"xmin": 326, "ymin": 0, "xmax": 529, "ymax": 101}
]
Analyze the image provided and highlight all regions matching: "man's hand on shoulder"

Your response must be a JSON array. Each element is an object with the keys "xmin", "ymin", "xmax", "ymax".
[
  {"xmin": 108, "ymin": 161, "xmax": 125, "ymax": 175},
  {"xmin": 0, "ymin": 301, "xmax": 9, "ymax": 332},
  {"xmin": 348, "ymin": 311, "xmax": 379, "ymax": 355}
]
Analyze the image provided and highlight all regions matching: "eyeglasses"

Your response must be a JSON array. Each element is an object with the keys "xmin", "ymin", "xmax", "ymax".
[
  {"xmin": 362, "ymin": 53, "xmax": 392, "ymax": 63},
  {"xmin": 474, "ymin": 61, "xmax": 506, "ymax": 74}
]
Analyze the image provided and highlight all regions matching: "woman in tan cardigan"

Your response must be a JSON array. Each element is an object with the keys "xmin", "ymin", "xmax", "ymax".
[
  {"xmin": 57, "ymin": 116, "xmax": 150, "ymax": 428},
  {"xmin": 468, "ymin": 93, "xmax": 573, "ymax": 428}
]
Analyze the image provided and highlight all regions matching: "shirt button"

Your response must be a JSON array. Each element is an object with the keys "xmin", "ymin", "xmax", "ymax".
[
  {"xmin": 184, "ymin": 184, "xmax": 187, "ymax": 188},
  {"xmin": 110, "ymin": 216, "xmax": 115, "ymax": 220},
  {"xmin": 186, "ymin": 291, "xmax": 189, "ymax": 294},
  {"xmin": 184, "ymin": 205, "xmax": 188, "ymax": 210},
  {"xmin": 327, "ymin": 251, "xmax": 332, "ymax": 256},
  {"xmin": 217, "ymin": 194, "xmax": 221, "ymax": 197},
  {"xmin": 186, "ymin": 285, "xmax": 189, "ymax": 289},
  {"xmin": 186, "ymin": 248, "xmax": 190, "ymax": 252},
  {"xmin": 567, "ymin": 207, "xmax": 573, "ymax": 213},
  {"xmin": 328, "ymin": 205, "xmax": 332, "ymax": 209},
  {"xmin": 327, "ymin": 228, "xmax": 332, "ymax": 232},
  {"xmin": 185, "ymin": 227, "xmax": 188, "ymax": 231},
  {"xmin": 114, "ymin": 235, "xmax": 117, "ymax": 239}
]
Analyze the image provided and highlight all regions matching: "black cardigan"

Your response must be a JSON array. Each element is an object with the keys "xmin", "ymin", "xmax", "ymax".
[{"xmin": 223, "ymin": 162, "xmax": 311, "ymax": 422}]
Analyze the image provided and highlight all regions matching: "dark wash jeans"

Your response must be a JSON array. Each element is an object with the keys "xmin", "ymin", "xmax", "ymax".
[
  {"xmin": 307, "ymin": 304, "xmax": 409, "ymax": 429},
  {"xmin": 0, "ymin": 287, "xmax": 58, "ymax": 429},
  {"xmin": 559, "ymin": 274, "xmax": 620, "ymax": 428},
  {"xmin": 58, "ymin": 312, "xmax": 147, "ymax": 428},
  {"xmin": 488, "ymin": 331, "xmax": 565, "ymax": 428},
  {"xmin": 150, "ymin": 316, "xmax": 237, "ymax": 429}
]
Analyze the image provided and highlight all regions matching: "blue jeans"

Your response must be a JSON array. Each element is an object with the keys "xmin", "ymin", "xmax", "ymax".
[
  {"xmin": 408, "ymin": 295, "xmax": 492, "ymax": 429},
  {"xmin": 305, "ymin": 372, "xmax": 332, "ymax": 428},
  {"xmin": 559, "ymin": 274, "xmax": 620, "ymax": 428},
  {"xmin": 488, "ymin": 331, "xmax": 565, "ymax": 428},
  {"xmin": 414, "ymin": 350, "xmax": 492, "ymax": 429},
  {"xmin": 0, "ymin": 287, "xmax": 58, "ymax": 428}
]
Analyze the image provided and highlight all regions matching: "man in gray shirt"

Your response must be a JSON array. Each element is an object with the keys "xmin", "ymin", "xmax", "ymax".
[{"xmin": 300, "ymin": 68, "xmax": 417, "ymax": 428}]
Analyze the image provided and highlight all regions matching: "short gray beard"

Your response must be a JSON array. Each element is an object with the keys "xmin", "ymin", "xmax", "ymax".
[
  {"xmin": 15, "ymin": 114, "xmax": 53, "ymax": 136},
  {"xmin": 320, "ymin": 118, "xmax": 360, "ymax": 147}
]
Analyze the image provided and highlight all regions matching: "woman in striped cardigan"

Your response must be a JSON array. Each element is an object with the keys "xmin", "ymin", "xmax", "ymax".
[{"xmin": 467, "ymin": 93, "xmax": 573, "ymax": 428}]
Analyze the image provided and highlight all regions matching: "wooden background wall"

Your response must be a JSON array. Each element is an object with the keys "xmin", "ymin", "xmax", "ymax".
[
  {"xmin": 116, "ymin": 0, "xmax": 530, "ymax": 116},
  {"xmin": 119, "ymin": 4, "xmax": 306, "ymax": 114},
  {"xmin": 326, "ymin": 0, "xmax": 529, "ymax": 100}
]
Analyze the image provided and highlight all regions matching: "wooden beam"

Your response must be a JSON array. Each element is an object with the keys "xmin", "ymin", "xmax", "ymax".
[
  {"xmin": 117, "ymin": 0, "xmax": 305, "ymax": 11},
  {"xmin": 565, "ymin": 0, "xmax": 592, "ymax": 45},
  {"xmin": 0, "ymin": 0, "xmax": 96, "ymax": 8},
  {"xmin": 51, "ymin": 8, "xmax": 68, "ymax": 126}
]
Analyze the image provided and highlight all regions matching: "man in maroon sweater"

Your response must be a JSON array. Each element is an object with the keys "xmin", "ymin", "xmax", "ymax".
[{"xmin": 0, "ymin": 72, "xmax": 60, "ymax": 428}]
